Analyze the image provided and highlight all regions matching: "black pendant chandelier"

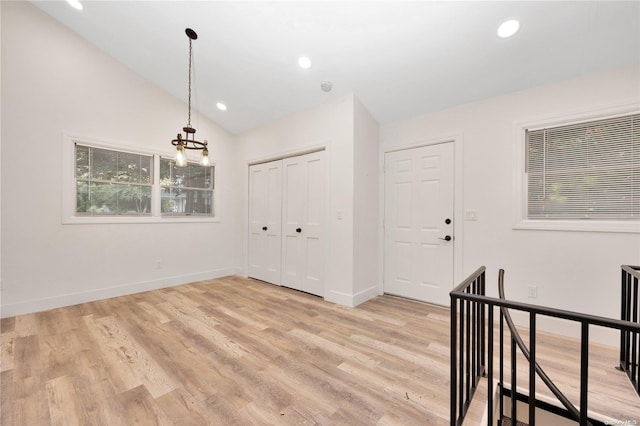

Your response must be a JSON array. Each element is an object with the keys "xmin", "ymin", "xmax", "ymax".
[{"xmin": 171, "ymin": 28, "xmax": 209, "ymax": 167}]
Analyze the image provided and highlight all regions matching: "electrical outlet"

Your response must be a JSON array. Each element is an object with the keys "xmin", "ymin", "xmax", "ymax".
[
  {"xmin": 527, "ymin": 285, "xmax": 537, "ymax": 299},
  {"xmin": 155, "ymin": 260, "xmax": 162, "ymax": 270}
]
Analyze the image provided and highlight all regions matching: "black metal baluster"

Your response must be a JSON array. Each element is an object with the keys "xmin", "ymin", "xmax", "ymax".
[
  {"xmin": 487, "ymin": 304, "xmax": 494, "ymax": 426},
  {"xmin": 472, "ymin": 280, "xmax": 477, "ymax": 387},
  {"xmin": 633, "ymin": 277, "xmax": 638, "ymax": 381},
  {"xmin": 636, "ymin": 276, "xmax": 640, "ymax": 394},
  {"xmin": 621, "ymin": 269, "xmax": 629, "ymax": 370},
  {"xmin": 466, "ymin": 296, "xmax": 471, "ymax": 405},
  {"xmin": 580, "ymin": 322, "xmax": 589, "ymax": 426},
  {"xmin": 481, "ymin": 272, "xmax": 486, "ymax": 372},
  {"xmin": 624, "ymin": 274, "xmax": 632, "ymax": 374},
  {"xmin": 450, "ymin": 295, "xmax": 457, "ymax": 426},
  {"xmin": 459, "ymin": 296, "xmax": 464, "ymax": 420},
  {"xmin": 500, "ymin": 311, "xmax": 504, "ymax": 424},
  {"xmin": 529, "ymin": 313, "xmax": 536, "ymax": 426},
  {"xmin": 511, "ymin": 331, "xmax": 517, "ymax": 424}
]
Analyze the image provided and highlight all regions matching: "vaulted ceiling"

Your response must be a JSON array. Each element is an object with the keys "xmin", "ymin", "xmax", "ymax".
[{"xmin": 32, "ymin": 1, "xmax": 640, "ymax": 134}]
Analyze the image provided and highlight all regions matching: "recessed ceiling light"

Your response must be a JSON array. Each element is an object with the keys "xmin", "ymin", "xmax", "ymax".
[
  {"xmin": 298, "ymin": 56, "xmax": 312, "ymax": 69},
  {"xmin": 66, "ymin": 0, "xmax": 83, "ymax": 11},
  {"xmin": 216, "ymin": 102, "xmax": 227, "ymax": 111},
  {"xmin": 497, "ymin": 19, "xmax": 520, "ymax": 38}
]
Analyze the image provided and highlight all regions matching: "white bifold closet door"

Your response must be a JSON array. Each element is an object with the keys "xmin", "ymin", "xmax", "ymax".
[
  {"xmin": 281, "ymin": 151, "xmax": 325, "ymax": 296},
  {"xmin": 247, "ymin": 151, "xmax": 325, "ymax": 297},
  {"xmin": 248, "ymin": 160, "xmax": 282, "ymax": 284}
]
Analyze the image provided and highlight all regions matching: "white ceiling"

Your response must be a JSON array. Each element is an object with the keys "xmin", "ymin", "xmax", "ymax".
[{"xmin": 32, "ymin": 1, "xmax": 640, "ymax": 135}]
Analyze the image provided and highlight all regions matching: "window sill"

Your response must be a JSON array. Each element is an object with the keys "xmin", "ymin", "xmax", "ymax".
[
  {"xmin": 62, "ymin": 215, "xmax": 220, "ymax": 225},
  {"xmin": 513, "ymin": 219, "xmax": 640, "ymax": 234}
]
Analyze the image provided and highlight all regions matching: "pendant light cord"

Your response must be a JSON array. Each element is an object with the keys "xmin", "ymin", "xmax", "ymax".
[{"xmin": 187, "ymin": 37, "xmax": 192, "ymax": 128}]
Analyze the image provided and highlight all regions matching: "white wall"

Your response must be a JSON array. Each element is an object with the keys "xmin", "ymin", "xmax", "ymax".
[
  {"xmin": 381, "ymin": 65, "xmax": 640, "ymax": 344},
  {"xmin": 1, "ymin": 2, "xmax": 237, "ymax": 317},
  {"xmin": 353, "ymin": 97, "xmax": 380, "ymax": 303},
  {"xmin": 235, "ymin": 93, "xmax": 380, "ymax": 306},
  {"xmin": 235, "ymin": 94, "xmax": 356, "ymax": 304}
]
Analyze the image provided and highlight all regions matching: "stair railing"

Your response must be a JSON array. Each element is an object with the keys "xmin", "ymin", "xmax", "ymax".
[
  {"xmin": 497, "ymin": 269, "xmax": 592, "ymax": 426},
  {"xmin": 620, "ymin": 264, "xmax": 640, "ymax": 396},
  {"xmin": 450, "ymin": 266, "xmax": 487, "ymax": 425},
  {"xmin": 450, "ymin": 267, "xmax": 640, "ymax": 426}
]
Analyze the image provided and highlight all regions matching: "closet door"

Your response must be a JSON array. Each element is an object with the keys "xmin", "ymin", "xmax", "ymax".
[
  {"xmin": 281, "ymin": 151, "xmax": 325, "ymax": 296},
  {"xmin": 248, "ymin": 160, "xmax": 282, "ymax": 284}
]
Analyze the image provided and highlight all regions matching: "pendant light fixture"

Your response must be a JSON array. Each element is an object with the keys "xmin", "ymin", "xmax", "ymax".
[{"xmin": 171, "ymin": 28, "xmax": 209, "ymax": 167}]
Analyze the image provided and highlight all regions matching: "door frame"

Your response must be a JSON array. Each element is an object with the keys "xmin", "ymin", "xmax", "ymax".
[{"xmin": 379, "ymin": 134, "xmax": 464, "ymax": 304}]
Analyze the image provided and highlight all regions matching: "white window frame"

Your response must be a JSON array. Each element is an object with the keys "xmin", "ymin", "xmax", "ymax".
[
  {"xmin": 513, "ymin": 103, "xmax": 640, "ymax": 234},
  {"xmin": 62, "ymin": 133, "xmax": 219, "ymax": 224}
]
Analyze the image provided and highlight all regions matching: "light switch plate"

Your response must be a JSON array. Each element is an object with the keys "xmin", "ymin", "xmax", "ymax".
[{"xmin": 464, "ymin": 210, "xmax": 478, "ymax": 221}]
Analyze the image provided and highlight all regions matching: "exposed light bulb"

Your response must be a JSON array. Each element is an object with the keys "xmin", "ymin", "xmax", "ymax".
[
  {"xmin": 298, "ymin": 56, "xmax": 312, "ymax": 69},
  {"xmin": 176, "ymin": 145, "xmax": 187, "ymax": 167},
  {"xmin": 201, "ymin": 144, "xmax": 210, "ymax": 166},
  {"xmin": 216, "ymin": 102, "xmax": 227, "ymax": 111},
  {"xmin": 497, "ymin": 19, "xmax": 520, "ymax": 38},
  {"xmin": 66, "ymin": 0, "xmax": 83, "ymax": 10}
]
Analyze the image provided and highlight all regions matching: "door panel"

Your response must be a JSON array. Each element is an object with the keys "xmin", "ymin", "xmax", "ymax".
[
  {"xmin": 384, "ymin": 142, "xmax": 454, "ymax": 306},
  {"xmin": 248, "ymin": 160, "xmax": 282, "ymax": 284},
  {"xmin": 282, "ymin": 151, "xmax": 325, "ymax": 296}
]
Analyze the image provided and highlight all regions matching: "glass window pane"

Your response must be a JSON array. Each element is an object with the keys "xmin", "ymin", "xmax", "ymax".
[
  {"xmin": 186, "ymin": 163, "xmax": 208, "ymax": 189},
  {"xmin": 76, "ymin": 180, "xmax": 90, "ymax": 213},
  {"xmin": 160, "ymin": 158, "xmax": 172, "ymax": 186},
  {"xmin": 88, "ymin": 182, "xmax": 119, "ymax": 214},
  {"xmin": 141, "ymin": 155, "xmax": 152, "ymax": 184},
  {"xmin": 91, "ymin": 148, "xmax": 117, "ymax": 182},
  {"xmin": 74, "ymin": 182, "xmax": 151, "ymax": 216},
  {"xmin": 161, "ymin": 188, "xmax": 212, "ymax": 215},
  {"xmin": 118, "ymin": 184, "xmax": 152, "ymax": 214},
  {"xmin": 159, "ymin": 158, "xmax": 214, "ymax": 216},
  {"xmin": 76, "ymin": 145, "xmax": 90, "ymax": 179},
  {"xmin": 117, "ymin": 151, "xmax": 141, "ymax": 183},
  {"xmin": 183, "ymin": 189, "xmax": 212, "ymax": 214},
  {"xmin": 173, "ymin": 166, "xmax": 187, "ymax": 187}
]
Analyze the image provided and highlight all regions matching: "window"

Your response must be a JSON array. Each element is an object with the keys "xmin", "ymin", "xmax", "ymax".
[
  {"xmin": 524, "ymin": 113, "xmax": 639, "ymax": 222},
  {"xmin": 63, "ymin": 135, "xmax": 218, "ymax": 224},
  {"xmin": 75, "ymin": 144, "xmax": 153, "ymax": 216},
  {"xmin": 160, "ymin": 159, "xmax": 214, "ymax": 216}
]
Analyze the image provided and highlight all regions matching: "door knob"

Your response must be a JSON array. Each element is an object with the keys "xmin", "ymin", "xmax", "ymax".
[
  {"xmin": 445, "ymin": 218, "xmax": 452, "ymax": 225},
  {"xmin": 296, "ymin": 228, "xmax": 302, "ymax": 233},
  {"xmin": 262, "ymin": 226, "xmax": 268, "ymax": 231},
  {"xmin": 439, "ymin": 235, "xmax": 452, "ymax": 241}
]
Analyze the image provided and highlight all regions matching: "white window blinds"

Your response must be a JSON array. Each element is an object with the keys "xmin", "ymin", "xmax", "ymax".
[{"xmin": 526, "ymin": 113, "xmax": 640, "ymax": 219}]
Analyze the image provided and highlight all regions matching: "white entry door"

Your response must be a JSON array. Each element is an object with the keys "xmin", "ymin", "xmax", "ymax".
[
  {"xmin": 248, "ymin": 160, "xmax": 282, "ymax": 284},
  {"xmin": 384, "ymin": 142, "xmax": 454, "ymax": 306},
  {"xmin": 281, "ymin": 151, "xmax": 325, "ymax": 296}
]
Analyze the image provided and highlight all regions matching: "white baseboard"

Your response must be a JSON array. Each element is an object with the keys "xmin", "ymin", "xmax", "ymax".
[
  {"xmin": 325, "ymin": 284, "xmax": 379, "ymax": 308},
  {"xmin": 0, "ymin": 267, "xmax": 235, "ymax": 318}
]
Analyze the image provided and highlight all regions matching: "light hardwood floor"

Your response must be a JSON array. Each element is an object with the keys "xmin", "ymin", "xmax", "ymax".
[{"xmin": 1, "ymin": 276, "xmax": 638, "ymax": 425}]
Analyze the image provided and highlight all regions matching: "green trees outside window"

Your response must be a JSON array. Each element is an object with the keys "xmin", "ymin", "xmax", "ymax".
[{"xmin": 75, "ymin": 145, "xmax": 152, "ymax": 215}]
